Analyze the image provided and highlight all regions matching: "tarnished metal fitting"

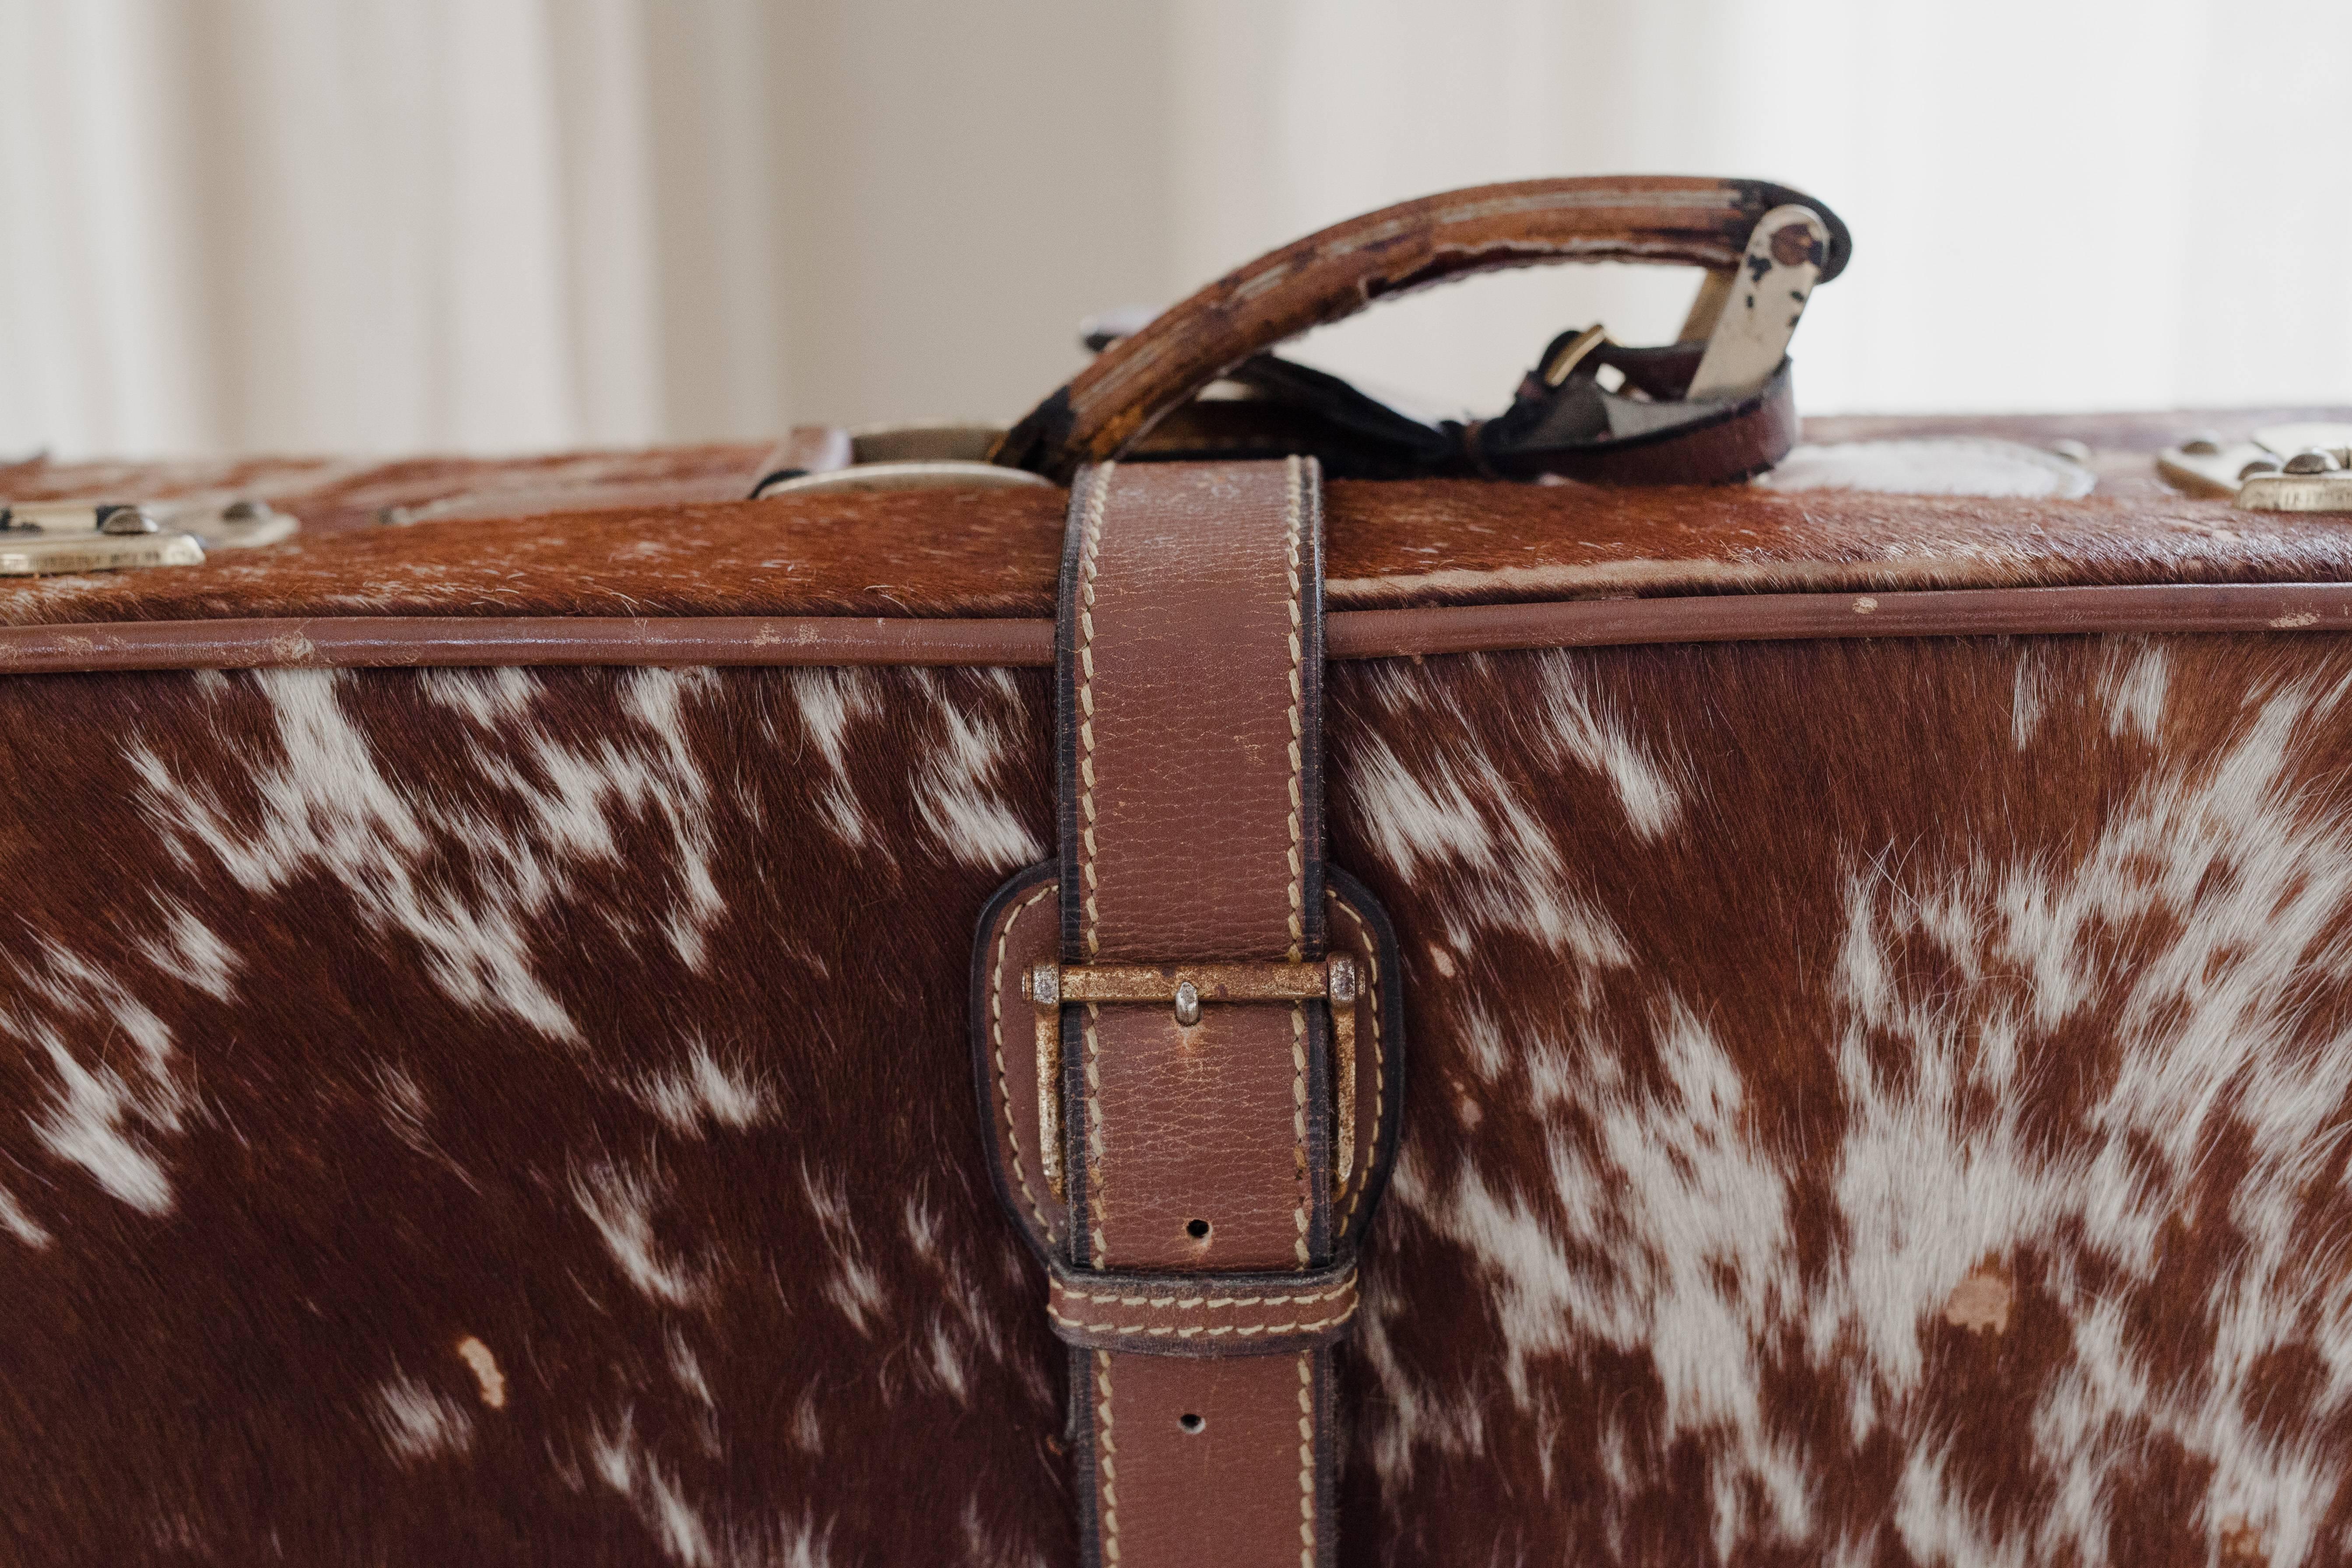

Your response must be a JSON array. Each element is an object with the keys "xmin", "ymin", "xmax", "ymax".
[
  {"xmin": 1025, "ymin": 954, "xmax": 1366, "ymax": 1194},
  {"xmin": 2159, "ymin": 422, "xmax": 2352, "ymax": 513},
  {"xmin": 97, "ymin": 504, "xmax": 159, "ymax": 536}
]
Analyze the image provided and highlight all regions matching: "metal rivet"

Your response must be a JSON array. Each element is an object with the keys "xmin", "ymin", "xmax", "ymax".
[
  {"xmin": 221, "ymin": 498, "xmax": 274, "ymax": 523},
  {"xmin": 1172, "ymin": 980, "xmax": 1201, "ymax": 1027},
  {"xmin": 2048, "ymin": 438, "xmax": 2092, "ymax": 463},
  {"xmin": 2284, "ymin": 449, "xmax": 2341, "ymax": 475},
  {"xmin": 98, "ymin": 504, "xmax": 158, "ymax": 536},
  {"xmin": 2241, "ymin": 457, "xmax": 2283, "ymax": 480},
  {"xmin": 2180, "ymin": 432, "xmax": 2224, "ymax": 456}
]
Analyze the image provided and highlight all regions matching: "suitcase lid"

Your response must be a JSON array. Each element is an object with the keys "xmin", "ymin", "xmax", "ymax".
[{"xmin": 1, "ymin": 172, "xmax": 2348, "ymax": 670}]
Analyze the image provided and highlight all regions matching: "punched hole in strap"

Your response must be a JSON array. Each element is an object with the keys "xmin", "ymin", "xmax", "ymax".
[
  {"xmin": 1178, "ymin": 1413, "xmax": 1205, "ymax": 1435},
  {"xmin": 1185, "ymin": 1218, "xmax": 1211, "ymax": 1241}
]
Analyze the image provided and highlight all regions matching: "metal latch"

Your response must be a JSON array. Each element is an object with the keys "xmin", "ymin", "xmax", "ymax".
[
  {"xmin": 750, "ymin": 423, "xmax": 1055, "ymax": 498},
  {"xmin": 0, "ymin": 496, "xmax": 299, "ymax": 576},
  {"xmin": 1022, "ymin": 956, "xmax": 1362, "ymax": 1197},
  {"xmin": 2158, "ymin": 424, "xmax": 2352, "ymax": 513}
]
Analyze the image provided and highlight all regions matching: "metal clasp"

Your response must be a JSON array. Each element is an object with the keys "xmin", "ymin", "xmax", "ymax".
[
  {"xmin": 1021, "ymin": 957, "xmax": 1361, "ymax": 1199},
  {"xmin": 749, "ymin": 423, "xmax": 1054, "ymax": 498},
  {"xmin": 2158, "ymin": 424, "xmax": 2352, "ymax": 513},
  {"xmin": 0, "ymin": 495, "xmax": 299, "ymax": 576}
]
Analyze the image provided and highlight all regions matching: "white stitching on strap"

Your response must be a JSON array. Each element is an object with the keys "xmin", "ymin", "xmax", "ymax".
[
  {"xmin": 1283, "ymin": 456, "xmax": 1310, "ymax": 1268},
  {"xmin": 1296, "ymin": 1352, "xmax": 1316, "ymax": 1567},
  {"xmin": 1046, "ymin": 1301, "xmax": 1359, "ymax": 1338},
  {"xmin": 1076, "ymin": 465, "xmax": 1113, "ymax": 1263},
  {"xmin": 1334, "ymin": 895, "xmax": 1383, "ymax": 1241},
  {"xmin": 1053, "ymin": 1281, "xmax": 1355, "ymax": 1309},
  {"xmin": 990, "ymin": 882, "xmax": 1059, "ymax": 1239},
  {"xmin": 1096, "ymin": 1350, "xmax": 1120, "ymax": 1563}
]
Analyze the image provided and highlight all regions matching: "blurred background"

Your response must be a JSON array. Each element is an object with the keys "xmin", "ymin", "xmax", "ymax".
[{"xmin": 2, "ymin": 0, "xmax": 2346, "ymax": 459}]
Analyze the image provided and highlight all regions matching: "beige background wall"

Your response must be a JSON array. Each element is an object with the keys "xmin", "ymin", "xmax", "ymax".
[{"xmin": 2, "ymin": 0, "xmax": 2346, "ymax": 458}]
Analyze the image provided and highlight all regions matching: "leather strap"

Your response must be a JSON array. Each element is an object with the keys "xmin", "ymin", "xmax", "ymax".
[
  {"xmin": 991, "ymin": 175, "xmax": 1850, "ymax": 483},
  {"xmin": 1055, "ymin": 458, "xmax": 1339, "ymax": 1568},
  {"xmin": 1123, "ymin": 350, "xmax": 1798, "ymax": 485}
]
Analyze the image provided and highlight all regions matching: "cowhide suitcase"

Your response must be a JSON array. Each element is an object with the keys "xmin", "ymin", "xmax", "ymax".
[{"xmin": 6, "ymin": 176, "xmax": 2352, "ymax": 1568}]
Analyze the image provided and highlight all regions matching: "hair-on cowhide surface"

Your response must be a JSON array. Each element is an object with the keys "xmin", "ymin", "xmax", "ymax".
[
  {"xmin": 0, "ymin": 663, "xmax": 1065, "ymax": 1566},
  {"xmin": 1329, "ymin": 636, "xmax": 2352, "ymax": 1568},
  {"xmin": 4, "ymin": 634, "xmax": 2352, "ymax": 1564}
]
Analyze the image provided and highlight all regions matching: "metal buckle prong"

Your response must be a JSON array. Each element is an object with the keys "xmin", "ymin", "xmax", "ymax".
[{"xmin": 1022, "ymin": 957, "xmax": 1360, "ymax": 1196}]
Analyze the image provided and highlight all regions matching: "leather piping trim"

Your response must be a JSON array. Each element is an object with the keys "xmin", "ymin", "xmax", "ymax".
[
  {"xmin": 11, "ymin": 582, "xmax": 2352, "ymax": 675},
  {"xmin": 0, "ymin": 615, "xmax": 1053, "ymax": 673}
]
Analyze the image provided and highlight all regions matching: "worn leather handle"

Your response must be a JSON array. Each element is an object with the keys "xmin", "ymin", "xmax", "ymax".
[{"xmin": 992, "ymin": 175, "xmax": 1851, "ymax": 484}]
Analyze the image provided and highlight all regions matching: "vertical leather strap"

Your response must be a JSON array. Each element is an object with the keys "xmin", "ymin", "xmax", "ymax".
[{"xmin": 1055, "ymin": 458, "xmax": 1339, "ymax": 1568}]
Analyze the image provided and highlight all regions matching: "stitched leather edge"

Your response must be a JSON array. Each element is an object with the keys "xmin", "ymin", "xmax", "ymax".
[
  {"xmin": 1043, "ymin": 1258, "xmax": 1361, "ymax": 1357},
  {"xmin": 1295, "ymin": 1353, "xmax": 1315, "ymax": 1568},
  {"xmin": 1095, "ymin": 1351, "xmax": 1119, "ymax": 1564},
  {"xmin": 990, "ymin": 880, "xmax": 1058, "ymax": 1238},
  {"xmin": 1332, "ymin": 893, "xmax": 1384, "ymax": 1241},
  {"xmin": 967, "ymin": 862, "xmax": 1067, "ymax": 1257}
]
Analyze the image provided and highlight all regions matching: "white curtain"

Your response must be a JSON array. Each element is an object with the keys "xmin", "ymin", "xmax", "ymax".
[{"xmin": 2, "ymin": 0, "xmax": 2345, "ymax": 459}]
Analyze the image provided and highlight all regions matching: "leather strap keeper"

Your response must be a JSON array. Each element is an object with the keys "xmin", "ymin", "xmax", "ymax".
[{"xmin": 1044, "ymin": 1258, "xmax": 1360, "ymax": 1357}]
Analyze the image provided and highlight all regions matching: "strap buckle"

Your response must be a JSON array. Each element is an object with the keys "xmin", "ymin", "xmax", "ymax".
[{"xmin": 1021, "ymin": 957, "xmax": 1361, "ymax": 1199}]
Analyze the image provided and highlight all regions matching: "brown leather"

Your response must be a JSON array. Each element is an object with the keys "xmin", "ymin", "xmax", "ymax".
[
  {"xmin": 1474, "ymin": 358, "xmax": 1800, "ymax": 486},
  {"xmin": 1043, "ymin": 1258, "xmax": 1358, "ymax": 1355},
  {"xmin": 990, "ymin": 176, "xmax": 1852, "ymax": 483},
  {"xmin": 1052, "ymin": 460, "xmax": 1341, "ymax": 1568},
  {"xmin": 1323, "ymin": 581, "xmax": 2352, "ymax": 656},
  {"xmin": 1127, "ymin": 336, "xmax": 1800, "ymax": 486},
  {"xmin": 23, "ymin": 582, "xmax": 2352, "ymax": 676},
  {"xmin": 971, "ymin": 871, "xmax": 1402, "ymax": 1270},
  {"xmin": 1060, "ymin": 460, "xmax": 1327, "ymax": 1260},
  {"xmin": 0, "ymin": 614, "xmax": 1057, "ymax": 673},
  {"xmin": 1081, "ymin": 1351, "xmax": 1334, "ymax": 1568}
]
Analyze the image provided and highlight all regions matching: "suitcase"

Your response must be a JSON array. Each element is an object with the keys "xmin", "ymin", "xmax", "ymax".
[{"xmin": 5, "ymin": 175, "xmax": 2352, "ymax": 1568}]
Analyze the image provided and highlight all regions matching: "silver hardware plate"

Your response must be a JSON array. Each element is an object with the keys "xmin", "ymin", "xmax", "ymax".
[
  {"xmin": 757, "ymin": 458, "xmax": 1053, "ymax": 498},
  {"xmin": 0, "ymin": 528, "xmax": 205, "ymax": 576},
  {"xmin": 0, "ymin": 495, "xmax": 299, "ymax": 576},
  {"xmin": 2158, "ymin": 424, "xmax": 2352, "ymax": 512}
]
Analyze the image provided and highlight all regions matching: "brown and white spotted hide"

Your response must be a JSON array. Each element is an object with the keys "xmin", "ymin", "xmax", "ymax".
[
  {"xmin": 1327, "ymin": 637, "xmax": 2352, "ymax": 1568},
  {"xmin": 5, "ymin": 634, "xmax": 2352, "ymax": 1565},
  {"xmin": 0, "ymin": 664, "xmax": 1067, "ymax": 1566}
]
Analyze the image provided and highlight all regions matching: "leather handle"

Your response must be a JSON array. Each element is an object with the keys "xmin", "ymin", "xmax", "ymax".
[{"xmin": 992, "ymin": 175, "xmax": 1851, "ymax": 484}]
